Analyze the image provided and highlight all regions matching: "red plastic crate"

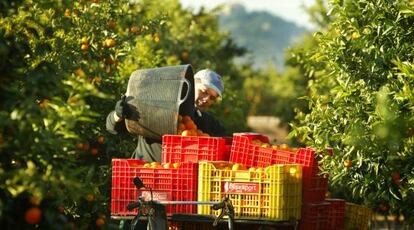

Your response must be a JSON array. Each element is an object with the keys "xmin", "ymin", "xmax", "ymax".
[
  {"xmin": 162, "ymin": 135, "xmax": 232, "ymax": 163},
  {"xmin": 229, "ymin": 133, "xmax": 270, "ymax": 167},
  {"xmin": 230, "ymin": 133, "xmax": 329, "ymax": 203},
  {"xmin": 111, "ymin": 159, "xmax": 198, "ymax": 216},
  {"xmin": 326, "ymin": 199, "xmax": 346, "ymax": 230},
  {"xmin": 274, "ymin": 148, "xmax": 328, "ymax": 203},
  {"xmin": 299, "ymin": 202, "xmax": 330, "ymax": 230},
  {"xmin": 302, "ymin": 175, "xmax": 329, "ymax": 203}
]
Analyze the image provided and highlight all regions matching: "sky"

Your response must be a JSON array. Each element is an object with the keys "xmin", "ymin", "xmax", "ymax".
[{"xmin": 179, "ymin": 0, "xmax": 316, "ymax": 30}]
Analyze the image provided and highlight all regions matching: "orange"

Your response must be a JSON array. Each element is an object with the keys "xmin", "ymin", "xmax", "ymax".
[
  {"xmin": 57, "ymin": 206, "xmax": 65, "ymax": 213},
  {"xmin": 261, "ymin": 143, "xmax": 270, "ymax": 148},
  {"xmin": 90, "ymin": 148, "xmax": 98, "ymax": 156},
  {"xmin": 95, "ymin": 217, "xmax": 105, "ymax": 227},
  {"xmin": 150, "ymin": 162, "xmax": 162, "ymax": 168},
  {"xmin": 74, "ymin": 68, "xmax": 85, "ymax": 77},
  {"xmin": 280, "ymin": 144, "xmax": 289, "ymax": 150},
  {"xmin": 81, "ymin": 43, "xmax": 89, "ymax": 51},
  {"xmin": 86, "ymin": 194, "xmax": 95, "ymax": 202},
  {"xmin": 343, "ymin": 159, "xmax": 352, "ymax": 168},
  {"xmin": 196, "ymin": 130, "xmax": 204, "ymax": 136},
  {"xmin": 163, "ymin": 163, "xmax": 172, "ymax": 169},
  {"xmin": 181, "ymin": 130, "xmax": 191, "ymax": 136},
  {"xmin": 64, "ymin": 9, "xmax": 71, "ymax": 17},
  {"xmin": 107, "ymin": 20, "xmax": 117, "ymax": 29},
  {"xmin": 103, "ymin": 38, "xmax": 116, "ymax": 48},
  {"xmin": 185, "ymin": 120, "xmax": 197, "ymax": 130},
  {"xmin": 177, "ymin": 123, "xmax": 185, "ymax": 131},
  {"xmin": 25, "ymin": 207, "xmax": 42, "ymax": 225},
  {"xmin": 130, "ymin": 26, "xmax": 139, "ymax": 33},
  {"xmin": 82, "ymin": 143, "xmax": 90, "ymax": 151},
  {"xmin": 182, "ymin": 115, "xmax": 192, "ymax": 123},
  {"xmin": 272, "ymin": 145, "xmax": 278, "ymax": 150},
  {"xmin": 75, "ymin": 143, "xmax": 84, "ymax": 150},
  {"xmin": 232, "ymin": 163, "xmax": 241, "ymax": 171},
  {"xmin": 143, "ymin": 163, "xmax": 151, "ymax": 168},
  {"xmin": 81, "ymin": 36, "xmax": 89, "ymax": 44},
  {"xmin": 172, "ymin": 163, "xmax": 180, "ymax": 169},
  {"xmin": 97, "ymin": 136, "xmax": 105, "ymax": 144}
]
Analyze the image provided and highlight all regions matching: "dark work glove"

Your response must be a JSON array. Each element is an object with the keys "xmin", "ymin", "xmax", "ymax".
[{"xmin": 115, "ymin": 95, "xmax": 132, "ymax": 119}]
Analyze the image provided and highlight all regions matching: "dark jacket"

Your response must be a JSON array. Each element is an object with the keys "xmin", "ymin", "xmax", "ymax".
[{"xmin": 106, "ymin": 110, "xmax": 226, "ymax": 162}]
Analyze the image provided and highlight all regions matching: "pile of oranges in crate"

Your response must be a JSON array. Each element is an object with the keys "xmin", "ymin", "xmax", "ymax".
[
  {"xmin": 251, "ymin": 138, "xmax": 297, "ymax": 152},
  {"xmin": 141, "ymin": 162, "xmax": 181, "ymax": 169},
  {"xmin": 177, "ymin": 115, "xmax": 210, "ymax": 137}
]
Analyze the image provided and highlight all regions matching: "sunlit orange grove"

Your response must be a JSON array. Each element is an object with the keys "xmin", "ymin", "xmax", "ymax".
[{"xmin": 1, "ymin": 0, "xmax": 414, "ymax": 228}]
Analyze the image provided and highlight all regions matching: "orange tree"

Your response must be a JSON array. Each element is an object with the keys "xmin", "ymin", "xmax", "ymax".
[
  {"xmin": 290, "ymin": 0, "xmax": 414, "ymax": 222},
  {"xmin": 0, "ymin": 0, "xmax": 248, "ymax": 228}
]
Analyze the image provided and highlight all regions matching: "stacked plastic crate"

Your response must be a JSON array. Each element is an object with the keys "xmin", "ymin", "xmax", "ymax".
[
  {"xmin": 201, "ymin": 133, "xmax": 301, "ymax": 221},
  {"xmin": 111, "ymin": 159, "xmax": 199, "ymax": 216},
  {"xmin": 111, "ymin": 135, "xmax": 232, "ymax": 217},
  {"xmin": 229, "ymin": 133, "xmax": 346, "ymax": 229},
  {"xmin": 344, "ymin": 202, "xmax": 373, "ymax": 230}
]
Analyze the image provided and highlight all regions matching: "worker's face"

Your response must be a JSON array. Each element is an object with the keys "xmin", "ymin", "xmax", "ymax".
[{"xmin": 195, "ymin": 86, "xmax": 219, "ymax": 111}]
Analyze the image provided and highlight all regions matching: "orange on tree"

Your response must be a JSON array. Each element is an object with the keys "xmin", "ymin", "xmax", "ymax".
[
  {"xmin": 95, "ymin": 217, "xmax": 105, "ymax": 227},
  {"xmin": 103, "ymin": 38, "xmax": 116, "ymax": 48},
  {"xmin": 81, "ymin": 43, "xmax": 89, "ymax": 51},
  {"xmin": 86, "ymin": 194, "xmax": 95, "ymax": 202},
  {"xmin": 81, "ymin": 142, "xmax": 90, "ymax": 151},
  {"xmin": 130, "ymin": 26, "xmax": 139, "ymax": 33},
  {"xmin": 74, "ymin": 68, "xmax": 85, "ymax": 77},
  {"xmin": 107, "ymin": 20, "xmax": 117, "ymax": 29},
  {"xmin": 90, "ymin": 148, "xmax": 98, "ymax": 156},
  {"xmin": 81, "ymin": 36, "xmax": 89, "ymax": 44},
  {"xmin": 25, "ymin": 207, "xmax": 42, "ymax": 225},
  {"xmin": 343, "ymin": 159, "xmax": 352, "ymax": 168},
  {"xmin": 64, "ymin": 9, "xmax": 71, "ymax": 17},
  {"xmin": 97, "ymin": 136, "xmax": 105, "ymax": 144}
]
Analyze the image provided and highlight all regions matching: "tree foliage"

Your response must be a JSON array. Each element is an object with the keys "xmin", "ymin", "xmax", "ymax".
[
  {"xmin": 0, "ymin": 0, "xmax": 248, "ymax": 228},
  {"xmin": 290, "ymin": 0, "xmax": 414, "ymax": 221}
]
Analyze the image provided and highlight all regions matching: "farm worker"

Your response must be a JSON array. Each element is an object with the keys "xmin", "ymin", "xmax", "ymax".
[{"xmin": 106, "ymin": 68, "xmax": 227, "ymax": 162}]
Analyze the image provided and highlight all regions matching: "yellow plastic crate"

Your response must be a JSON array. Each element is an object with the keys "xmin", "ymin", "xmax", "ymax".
[
  {"xmin": 197, "ymin": 161, "xmax": 302, "ymax": 221},
  {"xmin": 344, "ymin": 202, "xmax": 373, "ymax": 230}
]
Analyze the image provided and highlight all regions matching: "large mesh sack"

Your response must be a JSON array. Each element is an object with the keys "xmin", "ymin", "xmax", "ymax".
[{"xmin": 124, "ymin": 65, "xmax": 195, "ymax": 140}]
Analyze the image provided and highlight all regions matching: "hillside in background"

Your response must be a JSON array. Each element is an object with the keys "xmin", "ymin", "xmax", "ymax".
[{"xmin": 219, "ymin": 3, "xmax": 309, "ymax": 70}]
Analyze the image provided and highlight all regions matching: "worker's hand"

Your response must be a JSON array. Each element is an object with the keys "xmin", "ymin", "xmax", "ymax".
[{"xmin": 115, "ymin": 95, "xmax": 132, "ymax": 119}]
